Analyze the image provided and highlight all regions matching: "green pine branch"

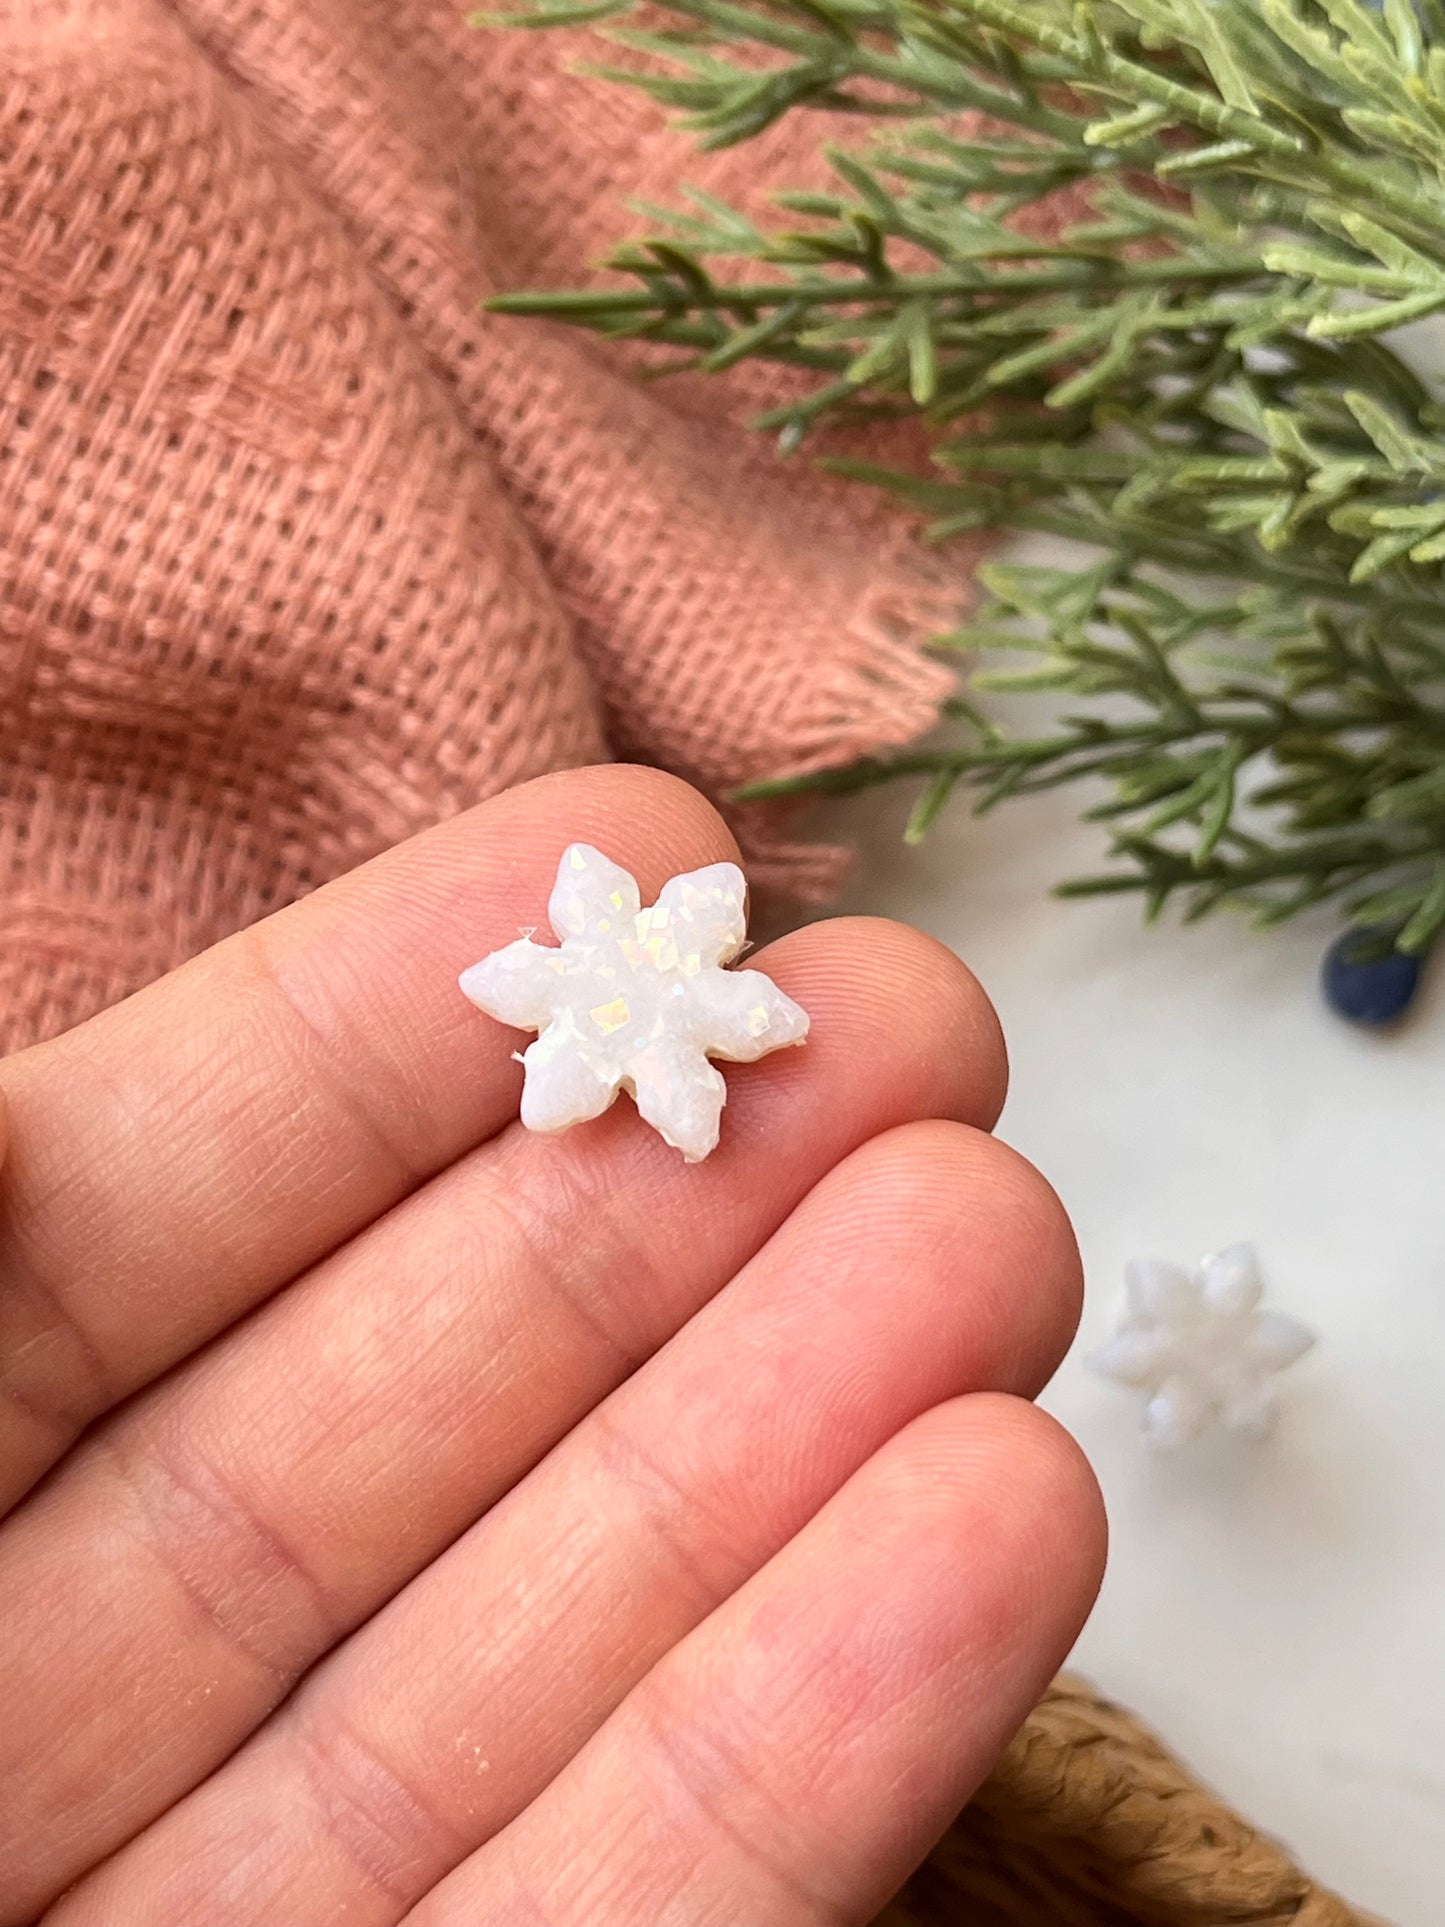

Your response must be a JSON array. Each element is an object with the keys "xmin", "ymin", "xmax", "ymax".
[{"xmin": 477, "ymin": 0, "xmax": 1445, "ymax": 948}]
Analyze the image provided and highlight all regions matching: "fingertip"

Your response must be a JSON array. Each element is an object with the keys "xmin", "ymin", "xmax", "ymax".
[
  {"xmin": 757, "ymin": 916, "xmax": 1009, "ymax": 1133},
  {"xmin": 898, "ymin": 1392, "xmax": 1108, "ymax": 1631},
  {"xmin": 814, "ymin": 1393, "xmax": 1105, "ymax": 1891},
  {"xmin": 801, "ymin": 1119, "xmax": 1083, "ymax": 1400},
  {"xmin": 838, "ymin": 919, "xmax": 1009, "ymax": 1127},
  {"xmin": 943, "ymin": 1134, "xmax": 1085, "ymax": 1385}
]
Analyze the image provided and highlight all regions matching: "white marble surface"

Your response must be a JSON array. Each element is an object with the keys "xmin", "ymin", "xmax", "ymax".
[{"xmin": 822, "ymin": 774, "xmax": 1445, "ymax": 1926}]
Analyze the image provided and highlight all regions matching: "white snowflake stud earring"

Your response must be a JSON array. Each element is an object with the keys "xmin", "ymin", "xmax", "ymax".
[
  {"xmin": 459, "ymin": 844, "xmax": 809, "ymax": 1162},
  {"xmin": 1087, "ymin": 1243, "xmax": 1316, "ymax": 1449}
]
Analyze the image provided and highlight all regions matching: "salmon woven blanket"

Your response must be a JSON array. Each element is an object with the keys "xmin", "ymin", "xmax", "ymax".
[{"xmin": 0, "ymin": 0, "xmax": 961, "ymax": 1054}]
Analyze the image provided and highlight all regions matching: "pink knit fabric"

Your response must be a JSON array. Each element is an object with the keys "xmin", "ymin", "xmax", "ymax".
[{"xmin": 0, "ymin": 0, "xmax": 966, "ymax": 1053}]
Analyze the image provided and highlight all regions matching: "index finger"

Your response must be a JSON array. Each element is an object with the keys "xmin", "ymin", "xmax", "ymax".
[{"xmin": 0, "ymin": 766, "xmax": 748, "ymax": 1511}]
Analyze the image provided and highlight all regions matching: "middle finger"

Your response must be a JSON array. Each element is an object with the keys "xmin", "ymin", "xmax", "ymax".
[{"xmin": 0, "ymin": 916, "xmax": 1004, "ymax": 1923}]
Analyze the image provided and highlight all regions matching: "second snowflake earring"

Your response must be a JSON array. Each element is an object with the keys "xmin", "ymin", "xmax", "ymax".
[{"xmin": 459, "ymin": 844, "xmax": 809, "ymax": 1163}]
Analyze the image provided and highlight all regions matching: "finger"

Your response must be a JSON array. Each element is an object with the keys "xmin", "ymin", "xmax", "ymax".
[
  {"xmin": 0, "ymin": 763, "xmax": 740, "ymax": 1510},
  {"xmin": 411, "ymin": 1397, "xmax": 1105, "ymax": 1927},
  {"xmin": 51, "ymin": 1120, "xmax": 1078, "ymax": 1927},
  {"xmin": 1, "ymin": 923, "xmax": 1008, "ymax": 1921}
]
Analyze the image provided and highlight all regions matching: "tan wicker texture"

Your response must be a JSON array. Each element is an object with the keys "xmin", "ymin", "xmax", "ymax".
[{"xmin": 878, "ymin": 1675, "xmax": 1384, "ymax": 1927}]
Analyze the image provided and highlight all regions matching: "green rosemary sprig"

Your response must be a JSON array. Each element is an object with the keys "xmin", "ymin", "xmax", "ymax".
[{"xmin": 479, "ymin": 0, "xmax": 1445, "ymax": 946}]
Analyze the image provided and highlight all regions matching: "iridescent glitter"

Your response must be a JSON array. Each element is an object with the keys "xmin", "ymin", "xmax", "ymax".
[{"xmin": 459, "ymin": 844, "xmax": 809, "ymax": 1161}]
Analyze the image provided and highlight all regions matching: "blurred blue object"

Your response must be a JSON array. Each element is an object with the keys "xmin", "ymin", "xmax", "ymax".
[{"xmin": 1321, "ymin": 926, "xmax": 1424, "ymax": 1026}]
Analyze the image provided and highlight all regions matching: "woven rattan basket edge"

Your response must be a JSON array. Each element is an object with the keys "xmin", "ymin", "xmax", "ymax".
[{"xmin": 873, "ymin": 1673, "xmax": 1390, "ymax": 1927}]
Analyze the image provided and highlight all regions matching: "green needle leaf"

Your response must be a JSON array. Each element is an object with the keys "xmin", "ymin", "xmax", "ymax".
[{"xmin": 477, "ymin": 0, "xmax": 1445, "ymax": 943}]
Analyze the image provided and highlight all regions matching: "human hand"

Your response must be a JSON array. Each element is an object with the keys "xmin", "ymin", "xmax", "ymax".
[{"xmin": 0, "ymin": 766, "xmax": 1104, "ymax": 1927}]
